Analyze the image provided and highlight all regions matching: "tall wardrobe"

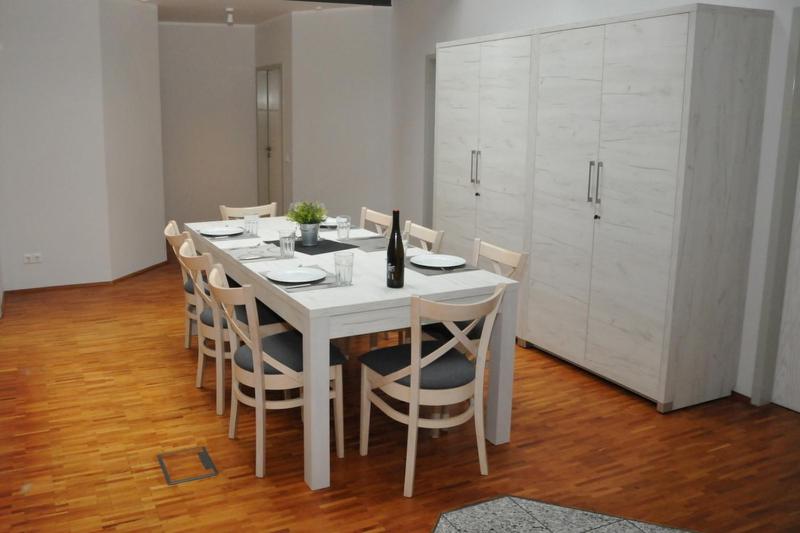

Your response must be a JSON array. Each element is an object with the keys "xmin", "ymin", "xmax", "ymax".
[{"xmin": 433, "ymin": 4, "xmax": 773, "ymax": 411}]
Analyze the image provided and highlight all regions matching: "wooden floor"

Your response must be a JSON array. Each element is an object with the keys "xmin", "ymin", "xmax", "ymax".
[{"xmin": 1, "ymin": 263, "xmax": 799, "ymax": 532}]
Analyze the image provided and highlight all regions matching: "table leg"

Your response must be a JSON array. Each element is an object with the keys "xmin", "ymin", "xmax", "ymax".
[
  {"xmin": 303, "ymin": 315, "xmax": 331, "ymax": 490},
  {"xmin": 486, "ymin": 285, "xmax": 518, "ymax": 445}
]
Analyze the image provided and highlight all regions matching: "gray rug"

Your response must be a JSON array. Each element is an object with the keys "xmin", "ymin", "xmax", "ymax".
[{"xmin": 434, "ymin": 496, "xmax": 688, "ymax": 533}]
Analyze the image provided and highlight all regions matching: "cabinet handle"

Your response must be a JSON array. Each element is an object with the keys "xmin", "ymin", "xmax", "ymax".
[
  {"xmin": 476, "ymin": 150, "xmax": 482, "ymax": 185},
  {"xmin": 595, "ymin": 161, "xmax": 603, "ymax": 205},
  {"xmin": 587, "ymin": 161, "xmax": 595, "ymax": 203},
  {"xmin": 469, "ymin": 150, "xmax": 476, "ymax": 184}
]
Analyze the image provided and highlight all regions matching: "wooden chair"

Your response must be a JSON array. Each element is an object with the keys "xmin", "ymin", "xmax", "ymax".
[
  {"xmin": 207, "ymin": 264, "xmax": 345, "ymax": 478},
  {"xmin": 403, "ymin": 220, "xmax": 444, "ymax": 253},
  {"xmin": 359, "ymin": 285, "xmax": 506, "ymax": 497},
  {"xmin": 423, "ymin": 238, "xmax": 527, "ymax": 343},
  {"xmin": 360, "ymin": 206, "xmax": 392, "ymax": 235},
  {"xmin": 179, "ymin": 240, "xmax": 287, "ymax": 415},
  {"xmin": 164, "ymin": 220, "xmax": 197, "ymax": 349},
  {"xmin": 219, "ymin": 203, "xmax": 277, "ymax": 220}
]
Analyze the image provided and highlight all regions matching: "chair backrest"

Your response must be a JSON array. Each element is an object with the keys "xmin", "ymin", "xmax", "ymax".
[
  {"xmin": 360, "ymin": 207, "xmax": 392, "ymax": 236},
  {"xmin": 373, "ymin": 285, "xmax": 506, "ymax": 395},
  {"xmin": 207, "ymin": 264, "xmax": 301, "ymax": 384},
  {"xmin": 178, "ymin": 239, "xmax": 217, "ymax": 314},
  {"xmin": 220, "ymin": 203, "xmax": 277, "ymax": 220},
  {"xmin": 164, "ymin": 220, "xmax": 192, "ymax": 284},
  {"xmin": 403, "ymin": 220, "xmax": 444, "ymax": 253},
  {"xmin": 471, "ymin": 238, "xmax": 528, "ymax": 281}
]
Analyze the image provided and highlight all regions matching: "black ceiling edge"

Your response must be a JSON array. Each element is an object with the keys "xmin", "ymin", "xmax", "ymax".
[{"xmin": 288, "ymin": 0, "xmax": 392, "ymax": 6}]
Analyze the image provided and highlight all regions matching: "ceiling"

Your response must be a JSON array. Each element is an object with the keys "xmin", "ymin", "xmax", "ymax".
[{"xmin": 151, "ymin": 0, "xmax": 390, "ymax": 24}]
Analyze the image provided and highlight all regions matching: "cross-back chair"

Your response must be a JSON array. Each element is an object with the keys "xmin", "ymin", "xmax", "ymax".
[
  {"xmin": 360, "ymin": 206, "xmax": 392, "ymax": 236},
  {"xmin": 359, "ymin": 285, "xmax": 506, "ymax": 497},
  {"xmin": 164, "ymin": 220, "xmax": 198, "ymax": 349},
  {"xmin": 219, "ymin": 202, "xmax": 277, "ymax": 220},
  {"xmin": 403, "ymin": 220, "xmax": 444, "ymax": 253},
  {"xmin": 207, "ymin": 264, "xmax": 346, "ymax": 478}
]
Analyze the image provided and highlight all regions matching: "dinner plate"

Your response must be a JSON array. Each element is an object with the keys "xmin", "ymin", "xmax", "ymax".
[
  {"xmin": 200, "ymin": 226, "xmax": 244, "ymax": 237},
  {"xmin": 410, "ymin": 254, "xmax": 466, "ymax": 269},
  {"xmin": 319, "ymin": 217, "xmax": 339, "ymax": 228},
  {"xmin": 265, "ymin": 267, "xmax": 327, "ymax": 285}
]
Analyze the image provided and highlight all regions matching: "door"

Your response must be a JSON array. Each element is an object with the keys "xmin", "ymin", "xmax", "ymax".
[
  {"xmin": 526, "ymin": 26, "xmax": 604, "ymax": 362},
  {"xmin": 774, "ymin": 166, "xmax": 800, "ymax": 412},
  {"xmin": 256, "ymin": 66, "xmax": 284, "ymax": 214},
  {"xmin": 475, "ymin": 36, "xmax": 531, "ymax": 252},
  {"xmin": 434, "ymin": 43, "xmax": 480, "ymax": 258},
  {"xmin": 585, "ymin": 14, "xmax": 689, "ymax": 398}
]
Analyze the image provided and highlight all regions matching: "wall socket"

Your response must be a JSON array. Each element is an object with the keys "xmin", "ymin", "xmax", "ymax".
[{"xmin": 23, "ymin": 253, "xmax": 42, "ymax": 264}]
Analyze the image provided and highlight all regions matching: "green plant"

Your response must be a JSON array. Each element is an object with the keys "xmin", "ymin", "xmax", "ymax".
[{"xmin": 286, "ymin": 201, "xmax": 327, "ymax": 225}]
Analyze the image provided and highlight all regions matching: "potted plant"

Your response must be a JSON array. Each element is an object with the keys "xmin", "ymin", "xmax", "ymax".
[{"xmin": 287, "ymin": 201, "xmax": 327, "ymax": 246}]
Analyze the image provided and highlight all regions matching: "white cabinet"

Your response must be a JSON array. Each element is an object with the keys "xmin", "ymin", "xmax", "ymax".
[
  {"xmin": 434, "ymin": 36, "xmax": 532, "ymax": 261},
  {"xmin": 434, "ymin": 4, "xmax": 773, "ymax": 411}
]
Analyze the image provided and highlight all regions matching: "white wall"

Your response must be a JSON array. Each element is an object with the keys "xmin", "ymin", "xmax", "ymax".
[
  {"xmin": 159, "ymin": 23, "xmax": 257, "ymax": 225},
  {"xmin": 291, "ymin": 7, "xmax": 392, "ymax": 221},
  {"xmin": 100, "ymin": 0, "xmax": 166, "ymax": 279},
  {"xmin": 0, "ymin": 0, "xmax": 112, "ymax": 289},
  {"xmin": 0, "ymin": 0, "xmax": 164, "ymax": 291},
  {"xmin": 390, "ymin": 0, "xmax": 800, "ymax": 398},
  {"xmin": 256, "ymin": 14, "xmax": 293, "ymax": 213}
]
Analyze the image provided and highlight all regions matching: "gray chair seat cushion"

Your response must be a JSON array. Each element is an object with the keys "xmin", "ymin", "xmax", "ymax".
[
  {"xmin": 233, "ymin": 331, "xmax": 346, "ymax": 374},
  {"xmin": 422, "ymin": 317, "xmax": 484, "ymax": 342},
  {"xmin": 184, "ymin": 277, "xmax": 195, "ymax": 294},
  {"xmin": 200, "ymin": 299, "xmax": 283, "ymax": 328},
  {"xmin": 360, "ymin": 341, "xmax": 475, "ymax": 390}
]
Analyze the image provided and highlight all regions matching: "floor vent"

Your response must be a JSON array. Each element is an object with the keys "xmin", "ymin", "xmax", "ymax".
[{"xmin": 157, "ymin": 447, "xmax": 218, "ymax": 485}]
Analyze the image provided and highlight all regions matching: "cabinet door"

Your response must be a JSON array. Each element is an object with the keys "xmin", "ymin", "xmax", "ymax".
[
  {"xmin": 585, "ymin": 14, "xmax": 689, "ymax": 398},
  {"xmin": 526, "ymin": 26, "xmax": 604, "ymax": 362},
  {"xmin": 434, "ymin": 43, "xmax": 480, "ymax": 188},
  {"xmin": 434, "ymin": 43, "xmax": 480, "ymax": 258},
  {"xmin": 475, "ymin": 36, "xmax": 532, "ymax": 254}
]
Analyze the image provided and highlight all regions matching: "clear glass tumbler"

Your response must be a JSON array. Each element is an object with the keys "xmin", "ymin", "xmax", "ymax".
[
  {"xmin": 336, "ymin": 215, "xmax": 351, "ymax": 240},
  {"xmin": 278, "ymin": 228, "xmax": 296, "ymax": 258},
  {"xmin": 334, "ymin": 251, "xmax": 354, "ymax": 286},
  {"xmin": 243, "ymin": 214, "xmax": 259, "ymax": 236}
]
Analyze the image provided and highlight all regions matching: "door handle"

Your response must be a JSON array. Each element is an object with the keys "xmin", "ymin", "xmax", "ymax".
[
  {"xmin": 587, "ymin": 161, "xmax": 595, "ymax": 203},
  {"xmin": 469, "ymin": 150, "xmax": 476, "ymax": 184},
  {"xmin": 595, "ymin": 161, "xmax": 603, "ymax": 205},
  {"xmin": 475, "ymin": 150, "xmax": 482, "ymax": 185}
]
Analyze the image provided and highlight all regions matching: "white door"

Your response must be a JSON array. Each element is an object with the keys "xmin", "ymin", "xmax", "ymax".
[
  {"xmin": 475, "ymin": 36, "xmax": 531, "ymax": 252},
  {"xmin": 585, "ymin": 14, "xmax": 689, "ymax": 398},
  {"xmin": 434, "ymin": 43, "xmax": 480, "ymax": 258},
  {"xmin": 256, "ymin": 66, "xmax": 284, "ymax": 213},
  {"xmin": 526, "ymin": 26, "xmax": 604, "ymax": 362},
  {"xmin": 774, "ymin": 170, "xmax": 800, "ymax": 412}
]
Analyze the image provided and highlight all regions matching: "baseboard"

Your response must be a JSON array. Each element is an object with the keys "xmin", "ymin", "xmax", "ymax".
[{"xmin": 5, "ymin": 260, "xmax": 168, "ymax": 296}]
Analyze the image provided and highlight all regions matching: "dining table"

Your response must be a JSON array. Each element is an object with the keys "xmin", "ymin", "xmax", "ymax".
[{"xmin": 185, "ymin": 216, "xmax": 519, "ymax": 491}]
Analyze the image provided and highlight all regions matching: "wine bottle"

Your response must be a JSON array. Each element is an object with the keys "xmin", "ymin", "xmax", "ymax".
[{"xmin": 386, "ymin": 209, "xmax": 405, "ymax": 288}]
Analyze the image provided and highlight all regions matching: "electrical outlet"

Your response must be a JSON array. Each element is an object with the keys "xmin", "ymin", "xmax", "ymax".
[{"xmin": 23, "ymin": 253, "xmax": 42, "ymax": 264}]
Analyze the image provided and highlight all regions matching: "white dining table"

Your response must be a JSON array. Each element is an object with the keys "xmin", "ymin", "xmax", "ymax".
[{"xmin": 185, "ymin": 216, "xmax": 519, "ymax": 490}]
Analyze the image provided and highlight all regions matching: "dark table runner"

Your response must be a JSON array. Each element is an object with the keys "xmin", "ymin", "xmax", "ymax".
[{"xmin": 263, "ymin": 238, "xmax": 359, "ymax": 256}]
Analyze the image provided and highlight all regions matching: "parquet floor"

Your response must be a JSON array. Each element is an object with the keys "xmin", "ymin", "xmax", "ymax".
[{"xmin": 1, "ymin": 263, "xmax": 799, "ymax": 532}]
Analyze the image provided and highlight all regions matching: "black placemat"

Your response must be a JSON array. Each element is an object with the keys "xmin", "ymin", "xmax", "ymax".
[
  {"xmin": 341, "ymin": 236, "xmax": 387, "ymax": 252},
  {"xmin": 263, "ymin": 238, "xmax": 358, "ymax": 255}
]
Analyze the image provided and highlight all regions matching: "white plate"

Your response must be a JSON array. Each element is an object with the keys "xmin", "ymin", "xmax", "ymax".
[
  {"xmin": 410, "ymin": 254, "xmax": 466, "ymax": 269},
  {"xmin": 200, "ymin": 226, "xmax": 244, "ymax": 237},
  {"xmin": 319, "ymin": 217, "xmax": 339, "ymax": 228},
  {"xmin": 265, "ymin": 267, "xmax": 327, "ymax": 285}
]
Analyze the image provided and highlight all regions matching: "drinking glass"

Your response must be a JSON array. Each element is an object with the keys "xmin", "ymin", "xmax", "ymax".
[
  {"xmin": 336, "ymin": 215, "xmax": 351, "ymax": 240},
  {"xmin": 278, "ymin": 228, "xmax": 296, "ymax": 258},
  {"xmin": 334, "ymin": 251, "xmax": 354, "ymax": 286},
  {"xmin": 243, "ymin": 214, "xmax": 259, "ymax": 236}
]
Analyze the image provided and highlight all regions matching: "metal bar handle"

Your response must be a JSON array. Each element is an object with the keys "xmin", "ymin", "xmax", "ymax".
[
  {"xmin": 475, "ymin": 150, "xmax": 482, "ymax": 185},
  {"xmin": 595, "ymin": 161, "xmax": 603, "ymax": 205},
  {"xmin": 587, "ymin": 161, "xmax": 595, "ymax": 203},
  {"xmin": 469, "ymin": 150, "xmax": 476, "ymax": 184}
]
